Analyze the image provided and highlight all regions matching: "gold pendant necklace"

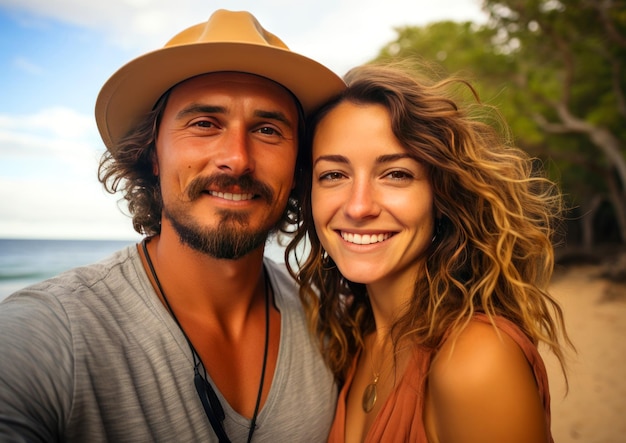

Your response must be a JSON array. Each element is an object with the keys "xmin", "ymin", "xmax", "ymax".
[
  {"xmin": 362, "ymin": 333, "xmax": 389, "ymax": 413},
  {"xmin": 362, "ymin": 372, "xmax": 379, "ymax": 413}
]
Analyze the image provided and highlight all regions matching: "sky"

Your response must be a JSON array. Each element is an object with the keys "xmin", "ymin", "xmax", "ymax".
[{"xmin": 0, "ymin": 0, "xmax": 487, "ymax": 241}]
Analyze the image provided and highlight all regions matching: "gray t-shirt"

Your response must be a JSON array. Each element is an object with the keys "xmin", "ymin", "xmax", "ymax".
[{"xmin": 0, "ymin": 245, "xmax": 336, "ymax": 442}]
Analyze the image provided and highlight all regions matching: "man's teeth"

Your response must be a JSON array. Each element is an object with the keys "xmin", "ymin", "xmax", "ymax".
[
  {"xmin": 341, "ymin": 232, "xmax": 390, "ymax": 245},
  {"xmin": 209, "ymin": 191, "xmax": 254, "ymax": 201}
]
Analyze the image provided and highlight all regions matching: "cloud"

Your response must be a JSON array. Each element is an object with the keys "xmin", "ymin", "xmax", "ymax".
[
  {"xmin": 289, "ymin": 0, "xmax": 487, "ymax": 74},
  {"xmin": 0, "ymin": 0, "xmax": 487, "ymax": 240},
  {"xmin": 0, "ymin": 107, "xmax": 99, "ymax": 169},
  {"xmin": 0, "ymin": 106, "xmax": 94, "ymax": 137},
  {"xmin": 0, "ymin": 0, "xmax": 487, "ymax": 74},
  {"xmin": 1, "ymin": 0, "xmax": 269, "ymax": 50},
  {"xmin": 0, "ymin": 175, "xmax": 139, "ymax": 240},
  {"xmin": 0, "ymin": 106, "xmax": 136, "ymax": 239},
  {"xmin": 12, "ymin": 56, "xmax": 44, "ymax": 75}
]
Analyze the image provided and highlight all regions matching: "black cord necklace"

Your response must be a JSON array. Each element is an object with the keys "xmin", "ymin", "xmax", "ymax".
[{"xmin": 142, "ymin": 239, "xmax": 270, "ymax": 443}]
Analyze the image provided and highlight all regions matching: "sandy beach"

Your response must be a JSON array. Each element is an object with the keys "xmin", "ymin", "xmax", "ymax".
[{"xmin": 543, "ymin": 261, "xmax": 626, "ymax": 443}]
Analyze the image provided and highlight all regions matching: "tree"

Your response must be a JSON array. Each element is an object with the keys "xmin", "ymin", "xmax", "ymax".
[
  {"xmin": 373, "ymin": 0, "xmax": 626, "ymax": 250},
  {"xmin": 482, "ymin": 0, "xmax": 626, "ymax": 246}
]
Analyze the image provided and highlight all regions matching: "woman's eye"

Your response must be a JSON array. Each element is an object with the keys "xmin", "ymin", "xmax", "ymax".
[
  {"xmin": 319, "ymin": 171, "xmax": 344, "ymax": 181},
  {"xmin": 385, "ymin": 170, "xmax": 414, "ymax": 180}
]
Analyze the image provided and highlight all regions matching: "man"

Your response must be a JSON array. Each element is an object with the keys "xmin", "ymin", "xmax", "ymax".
[{"xmin": 0, "ymin": 10, "xmax": 345, "ymax": 442}]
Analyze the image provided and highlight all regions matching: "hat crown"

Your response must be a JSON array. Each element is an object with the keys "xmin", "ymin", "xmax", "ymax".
[
  {"xmin": 166, "ymin": 10, "xmax": 288, "ymax": 50},
  {"xmin": 96, "ymin": 9, "xmax": 345, "ymax": 151}
]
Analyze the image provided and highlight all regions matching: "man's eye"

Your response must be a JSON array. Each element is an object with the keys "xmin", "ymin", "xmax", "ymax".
[
  {"xmin": 257, "ymin": 126, "xmax": 281, "ymax": 136},
  {"xmin": 192, "ymin": 120, "xmax": 215, "ymax": 128}
]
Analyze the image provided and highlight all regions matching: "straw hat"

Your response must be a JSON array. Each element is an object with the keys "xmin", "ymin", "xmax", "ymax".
[{"xmin": 95, "ymin": 9, "xmax": 346, "ymax": 151}]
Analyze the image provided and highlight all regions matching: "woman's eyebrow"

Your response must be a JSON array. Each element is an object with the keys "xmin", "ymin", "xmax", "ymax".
[
  {"xmin": 313, "ymin": 153, "xmax": 417, "ymax": 167},
  {"xmin": 376, "ymin": 153, "xmax": 414, "ymax": 163},
  {"xmin": 313, "ymin": 154, "xmax": 349, "ymax": 167}
]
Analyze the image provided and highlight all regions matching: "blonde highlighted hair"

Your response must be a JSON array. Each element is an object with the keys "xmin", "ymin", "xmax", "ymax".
[{"xmin": 286, "ymin": 61, "xmax": 570, "ymax": 384}]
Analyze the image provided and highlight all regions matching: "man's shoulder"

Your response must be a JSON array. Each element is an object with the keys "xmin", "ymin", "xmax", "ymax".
[{"xmin": 0, "ymin": 243, "xmax": 156, "ymax": 355}]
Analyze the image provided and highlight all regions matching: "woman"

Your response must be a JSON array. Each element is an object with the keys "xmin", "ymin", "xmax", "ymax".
[{"xmin": 286, "ymin": 62, "xmax": 570, "ymax": 442}]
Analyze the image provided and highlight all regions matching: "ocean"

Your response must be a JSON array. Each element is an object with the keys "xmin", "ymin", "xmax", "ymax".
[
  {"xmin": 0, "ymin": 239, "xmax": 136, "ymax": 301},
  {"xmin": 0, "ymin": 237, "xmax": 288, "ymax": 302}
]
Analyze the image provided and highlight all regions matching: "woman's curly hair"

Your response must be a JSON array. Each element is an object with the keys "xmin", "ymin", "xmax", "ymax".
[{"xmin": 286, "ymin": 61, "xmax": 571, "ymax": 385}]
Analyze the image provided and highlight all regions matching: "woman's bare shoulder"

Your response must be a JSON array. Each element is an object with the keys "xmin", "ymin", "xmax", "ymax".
[{"xmin": 424, "ymin": 319, "xmax": 549, "ymax": 443}]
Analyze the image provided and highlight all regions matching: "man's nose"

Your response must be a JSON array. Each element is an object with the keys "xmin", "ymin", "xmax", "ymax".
[{"xmin": 214, "ymin": 126, "xmax": 254, "ymax": 176}]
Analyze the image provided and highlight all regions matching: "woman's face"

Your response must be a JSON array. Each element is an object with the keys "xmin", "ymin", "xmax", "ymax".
[{"xmin": 311, "ymin": 101, "xmax": 435, "ymax": 291}]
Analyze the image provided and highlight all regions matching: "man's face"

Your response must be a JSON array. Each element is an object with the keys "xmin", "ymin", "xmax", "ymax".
[{"xmin": 154, "ymin": 72, "xmax": 299, "ymax": 259}]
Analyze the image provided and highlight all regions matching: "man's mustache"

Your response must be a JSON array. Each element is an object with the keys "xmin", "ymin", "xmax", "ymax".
[{"xmin": 185, "ymin": 173, "xmax": 274, "ymax": 204}]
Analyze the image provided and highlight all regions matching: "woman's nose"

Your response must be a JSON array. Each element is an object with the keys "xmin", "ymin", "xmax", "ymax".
[{"xmin": 343, "ymin": 179, "xmax": 381, "ymax": 220}]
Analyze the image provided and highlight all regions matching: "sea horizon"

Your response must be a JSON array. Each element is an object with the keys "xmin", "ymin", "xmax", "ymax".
[
  {"xmin": 0, "ymin": 238, "xmax": 138, "ymax": 301},
  {"xmin": 0, "ymin": 236, "xmax": 287, "ymax": 301}
]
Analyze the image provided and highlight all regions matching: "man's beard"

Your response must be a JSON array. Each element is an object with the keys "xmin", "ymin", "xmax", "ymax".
[
  {"xmin": 165, "ymin": 209, "xmax": 271, "ymax": 259},
  {"xmin": 163, "ymin": 173, "xmax": 278, "ymax": 260}
]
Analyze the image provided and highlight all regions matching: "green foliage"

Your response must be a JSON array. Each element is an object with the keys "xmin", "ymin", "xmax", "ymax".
[{"xmin": 370, "ymin": 0, "xmax": 626, "ymax": 244}]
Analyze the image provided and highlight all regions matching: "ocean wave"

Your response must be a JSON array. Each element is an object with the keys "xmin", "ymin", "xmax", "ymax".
[{"xmin": 0, "ymin": 271, "xmax": 52, "ymax": 281}]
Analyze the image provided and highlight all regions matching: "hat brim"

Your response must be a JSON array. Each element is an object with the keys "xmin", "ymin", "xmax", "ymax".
[{"xmin": 95, "ymin": 42, "xmax": 345, "ymax": 151}]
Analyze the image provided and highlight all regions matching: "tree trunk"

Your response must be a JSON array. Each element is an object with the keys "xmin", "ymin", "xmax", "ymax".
[
  {"xmin": 536, "ymin": 103, "xmax": 626, "ymax": 242},
  {"xmin": 582, "ymin": 194, "xmax": 604, "ymax": 251},
  {"xmin": 606, "ymin": 170, "xmax": 626, "ymax": 242}
]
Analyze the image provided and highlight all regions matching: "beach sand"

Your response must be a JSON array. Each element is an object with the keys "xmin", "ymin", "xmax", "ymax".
[{"xmin": 543, "ymin": 263, "xmax": 626, "ymax": 443}]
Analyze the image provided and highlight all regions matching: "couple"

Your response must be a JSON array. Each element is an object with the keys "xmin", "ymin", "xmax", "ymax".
[{"xmin": 0, "ymin": 9, "xmax": 567, "ymax": 443}]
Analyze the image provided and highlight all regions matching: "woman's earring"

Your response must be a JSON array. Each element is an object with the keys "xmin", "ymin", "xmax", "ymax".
[{"xmin": 321, "ymin": 248, "xmax": 336, "ymax": 270}]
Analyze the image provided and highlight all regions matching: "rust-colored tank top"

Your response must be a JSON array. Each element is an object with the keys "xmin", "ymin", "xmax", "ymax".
[{"xmin": 327, "ymin": 314, "xmax": 553, "ymax": 442}]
